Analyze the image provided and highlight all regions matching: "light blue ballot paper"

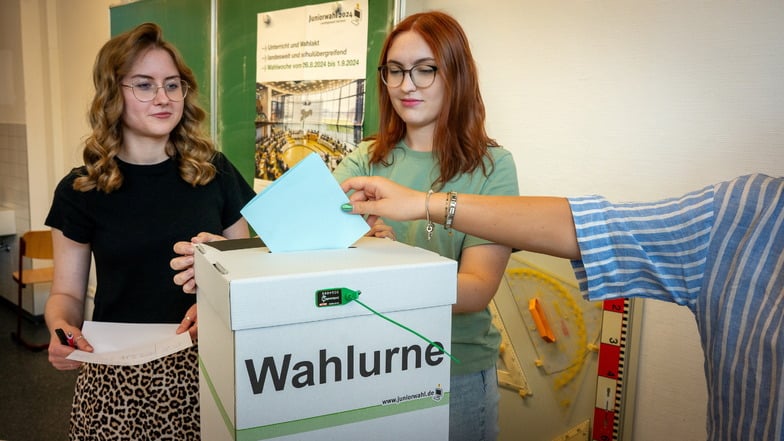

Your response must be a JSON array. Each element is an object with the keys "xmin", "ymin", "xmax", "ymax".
[{"xmin": 241, "ymin": 153, "xmax": 370, "ymax": 252}]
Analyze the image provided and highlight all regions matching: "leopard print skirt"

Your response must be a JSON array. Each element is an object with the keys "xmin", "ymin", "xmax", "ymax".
[{"xmin": 69, "ymin": 345, "xmax": 200, "ymax": 440}]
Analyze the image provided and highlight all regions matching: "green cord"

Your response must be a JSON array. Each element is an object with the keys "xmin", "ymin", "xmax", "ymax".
[{"xmin": 353, "ymin": 299, "xmax": 460, "ymax": 364}]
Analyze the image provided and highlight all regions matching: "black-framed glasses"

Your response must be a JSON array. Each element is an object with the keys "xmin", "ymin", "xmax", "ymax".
[
  {"xmin": 121, "ymin": 80, "xmax": 189, "ymax": 102},
  {"xmin": 378, "ymin": 63, "xmax": 438, "ymax": 88}
]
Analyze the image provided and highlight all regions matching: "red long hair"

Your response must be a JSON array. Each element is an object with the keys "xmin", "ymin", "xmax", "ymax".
[{"xmin": 371, "ymin": 11, "xmax": 498, "ymax": 190}]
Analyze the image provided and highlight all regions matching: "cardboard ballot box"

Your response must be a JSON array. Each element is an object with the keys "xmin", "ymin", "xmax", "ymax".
[{"xmin": 194, "ymin": 237, "xmax": 457, "ymax": 441}]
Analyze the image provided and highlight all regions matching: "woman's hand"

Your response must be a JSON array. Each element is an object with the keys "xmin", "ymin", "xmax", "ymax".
[
  {"xmin": 171, "ymin": 232, "xmax": 227, "ymax": 294},
  {"xmin": 366, "ymin": 218, "xmax": 396, "ymax": 241},
  {"xmin": 47, "ymin": 325, "xmax": 92, "ymax": 371},
  {"xmin": 341, "ymin": 176, "xmax": 426, "ymax": 222},
  {"xmin": 176, "ymin": 303, "xmax": 198, "ymax": 341}
]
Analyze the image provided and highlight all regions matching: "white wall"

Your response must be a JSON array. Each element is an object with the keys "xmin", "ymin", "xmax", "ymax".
[{"xmin": 409, "ymin": 1, "xmax": 784, "ymax": 440}]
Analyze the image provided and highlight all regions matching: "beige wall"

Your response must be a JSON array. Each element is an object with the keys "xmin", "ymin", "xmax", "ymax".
[
  {"xmin": 1, "ymin": 0, "xmax": 114, "ymax": 313},
  {"xmin": 0, "ymin": 0, "xmax": 25, "ymax": 124},
  {"xmin": 21, "ymin": 0, "xmax": 115, "ymax": 231}
]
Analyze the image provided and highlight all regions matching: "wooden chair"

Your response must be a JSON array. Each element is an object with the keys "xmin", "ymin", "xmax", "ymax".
[{"xmin": 11, "ymin": 230, "xmax": 54, "ymax": 351}]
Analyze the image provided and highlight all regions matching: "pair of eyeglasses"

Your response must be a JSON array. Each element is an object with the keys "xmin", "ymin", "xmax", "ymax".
[
  {"xmin": 121, "ymin": 80, "xmax": 189, "ymax": 102},
  {"xmin": 378, "ymin": 64, "xmax": 438, "ymax": 88}
]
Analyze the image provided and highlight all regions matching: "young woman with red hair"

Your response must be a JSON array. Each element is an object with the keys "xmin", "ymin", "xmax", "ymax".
[{"xmin": 333, "ymin": 11, "xmax": 519, "ymax": 441}]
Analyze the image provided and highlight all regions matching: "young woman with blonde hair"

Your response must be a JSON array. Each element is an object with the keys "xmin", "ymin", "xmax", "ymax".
[{"xmin": 45, "ymin": 22, "xmax": 254, "ymax": 439}]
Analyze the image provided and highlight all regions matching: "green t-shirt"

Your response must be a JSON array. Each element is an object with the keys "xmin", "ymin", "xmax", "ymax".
[{"xmin": 333, "ymin": 140, "xmax": 519, "ymax": 375}]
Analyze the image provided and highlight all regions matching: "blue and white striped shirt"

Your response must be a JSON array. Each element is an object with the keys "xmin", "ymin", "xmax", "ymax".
[{"xmin": 569, "ymin": 173, "xmax": 783, "ymax": 441}]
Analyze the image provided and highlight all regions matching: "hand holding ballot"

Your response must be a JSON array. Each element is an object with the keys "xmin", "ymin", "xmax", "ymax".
[
  {"xmin": 340, "ymin": 175, "xmax": 580, "ymax": 259},
  {"xmin": 340, "ymin": 175, "xmax": 429, "ymax": 223}
]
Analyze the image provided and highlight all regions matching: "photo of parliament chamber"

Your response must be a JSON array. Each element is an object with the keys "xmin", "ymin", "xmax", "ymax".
[{"xmin": 254, "ymin": 79, "xmax": 365, "ymax": 182}]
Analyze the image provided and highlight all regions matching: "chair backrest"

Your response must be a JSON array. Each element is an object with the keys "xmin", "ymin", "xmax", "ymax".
[{"xmin": 20, "ymin": 230, "xmax": 54, "ymax": 260}]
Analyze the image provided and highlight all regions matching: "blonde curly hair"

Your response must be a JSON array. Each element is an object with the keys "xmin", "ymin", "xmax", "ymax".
[{"xmin": 74, "ymin": 22, "xmax": 216, "ymax": 193}]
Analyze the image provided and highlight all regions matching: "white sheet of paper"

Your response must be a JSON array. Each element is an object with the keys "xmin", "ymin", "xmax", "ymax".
[{"xmin": 66, "ymin": 321, "xmax": 193, "ymax": 366}]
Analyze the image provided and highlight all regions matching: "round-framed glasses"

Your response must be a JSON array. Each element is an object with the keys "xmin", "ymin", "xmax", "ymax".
[
  {"xmin": 378, "ymin": 64, "xmax": 438, "ymax": 88},
  {"xmin": 121, "ymin": 80, "xmax": 189, "ymax": 102}
]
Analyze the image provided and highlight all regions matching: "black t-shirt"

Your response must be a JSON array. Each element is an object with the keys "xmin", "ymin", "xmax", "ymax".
[{"xmin": 45, "ymin": 152, "xmax": 255, "ymax": 323}]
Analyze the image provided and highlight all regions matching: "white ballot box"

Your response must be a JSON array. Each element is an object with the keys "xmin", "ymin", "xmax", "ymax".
[{"xmin": 194, "ymin": 237, "xmax": 457, "ymax": 441}]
